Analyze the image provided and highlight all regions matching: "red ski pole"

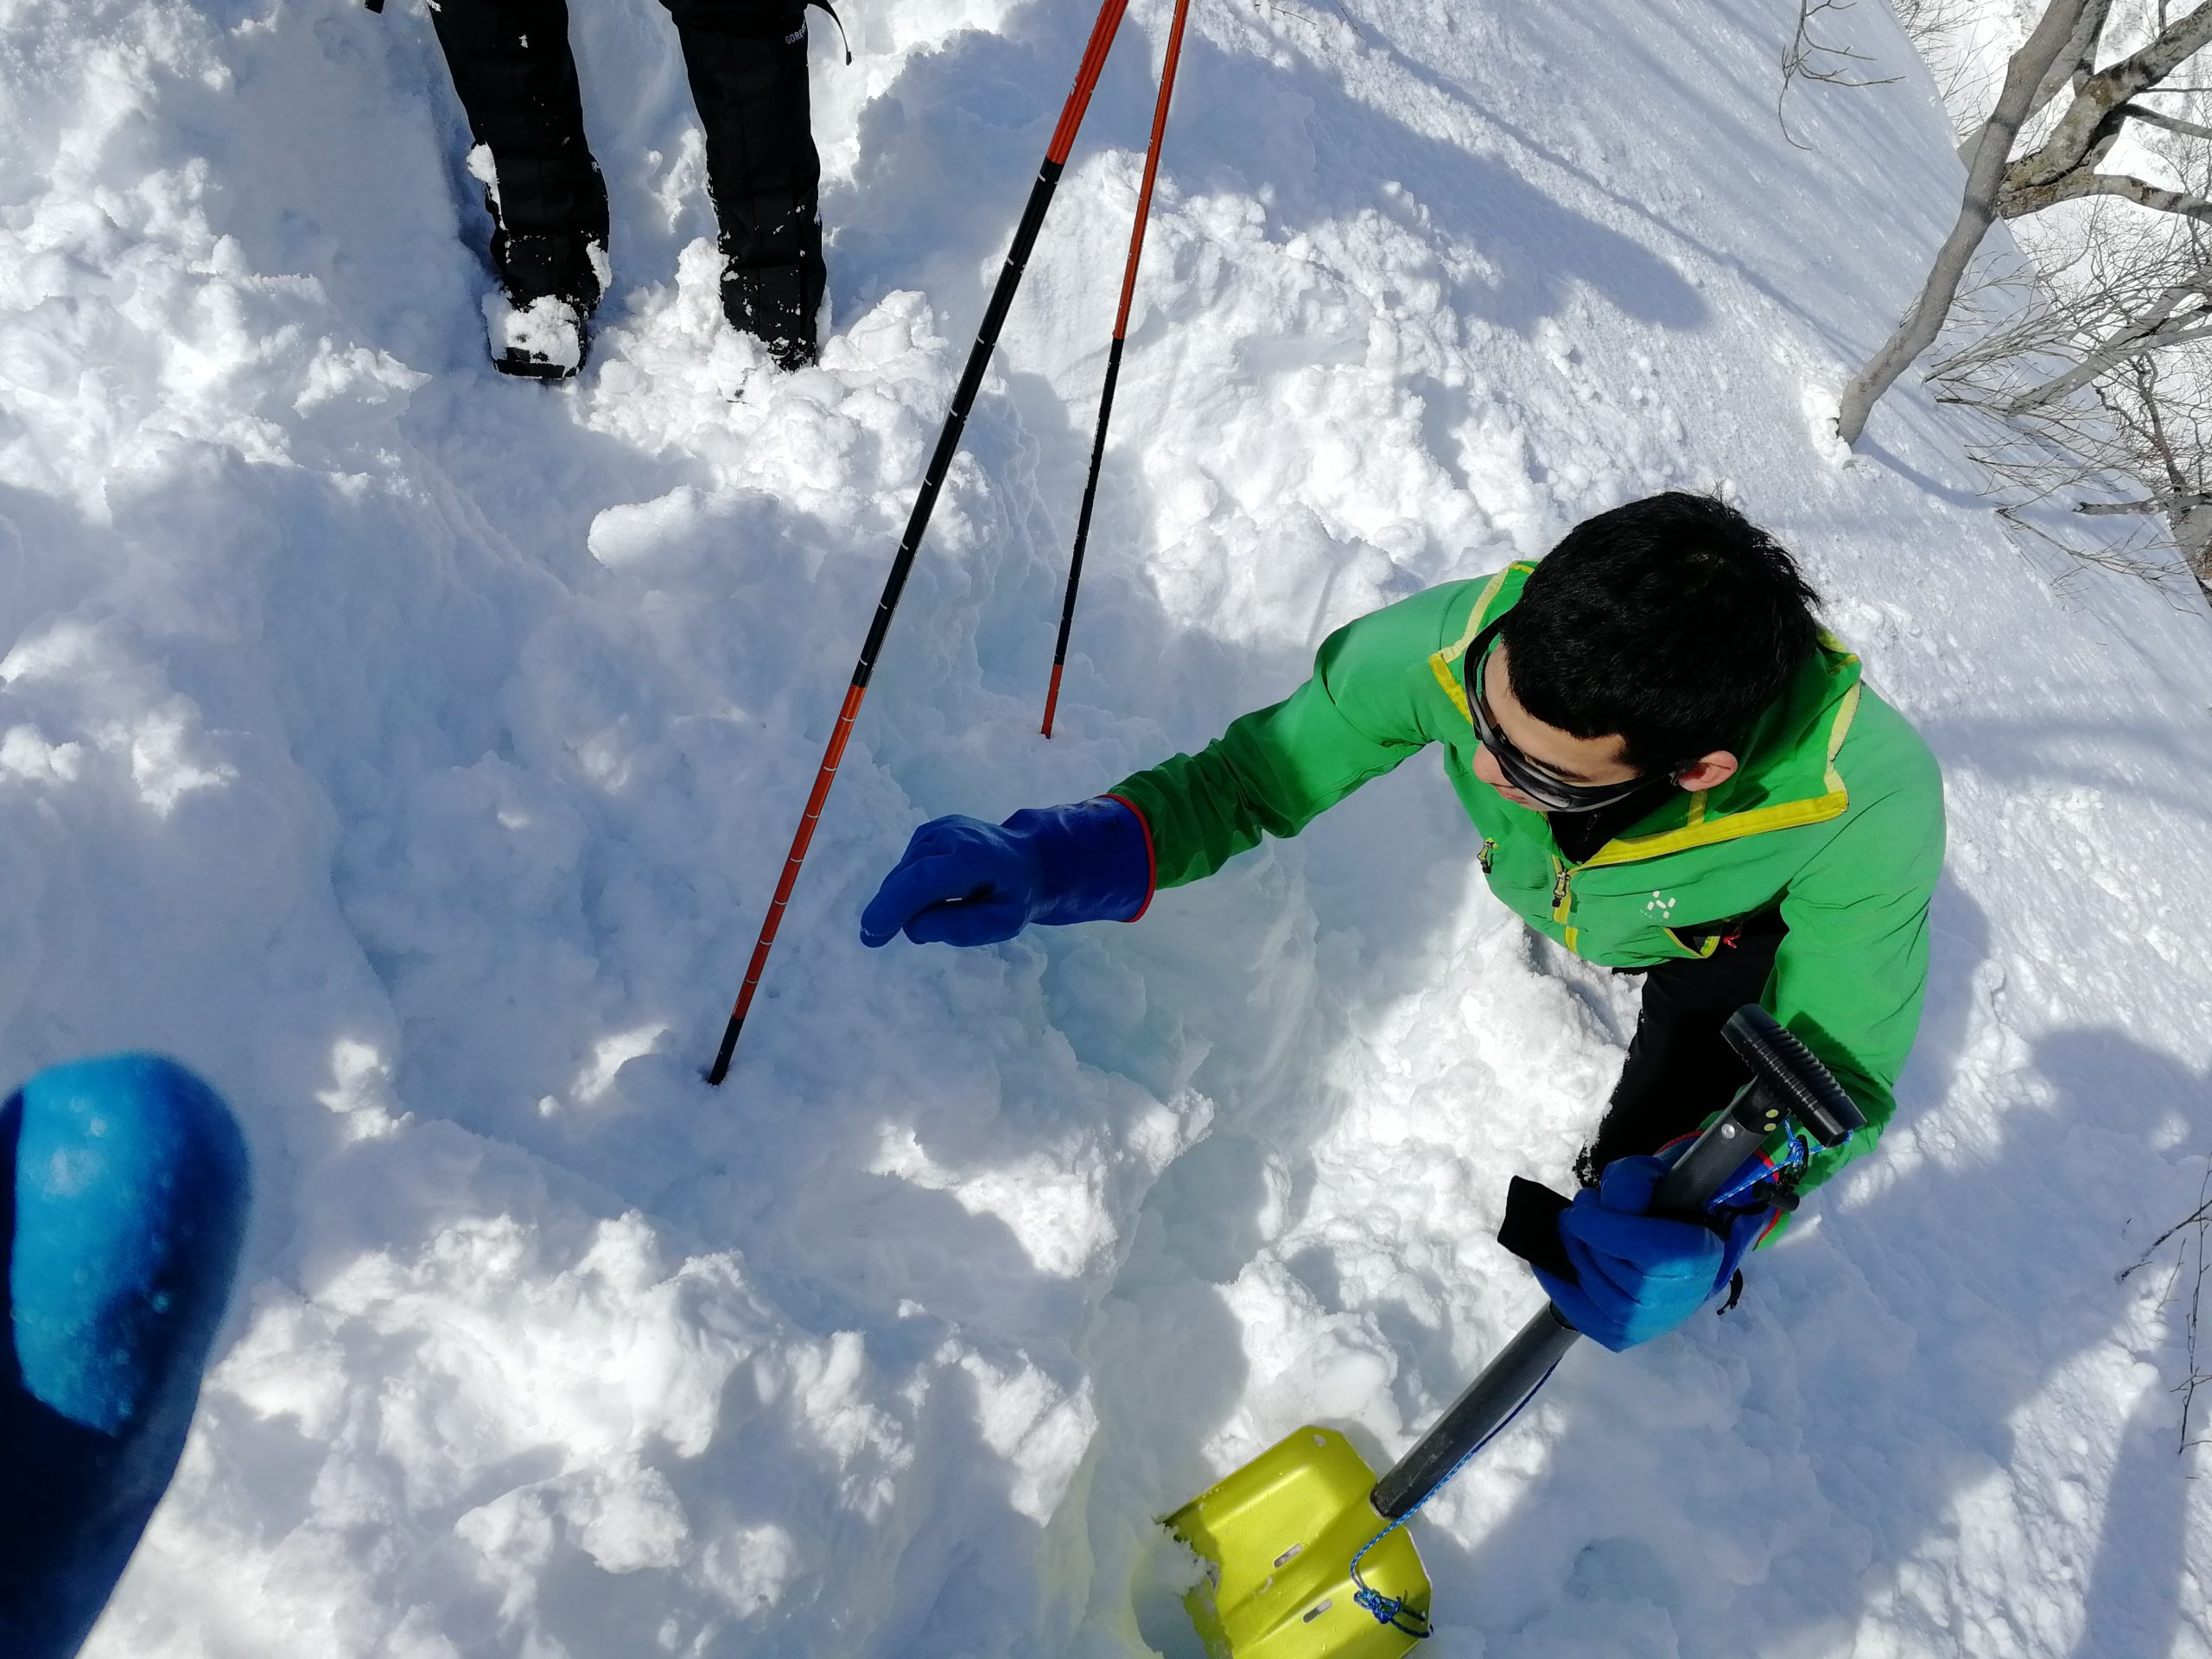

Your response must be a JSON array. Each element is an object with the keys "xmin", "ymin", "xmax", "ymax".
[
  {"xmin": 1041, "ymin": 0, "xmax": 1192, "ymax": 739},
  {"xmin": 706, "ymin": 0, "xmax": 1134, "ymax": 1086}
]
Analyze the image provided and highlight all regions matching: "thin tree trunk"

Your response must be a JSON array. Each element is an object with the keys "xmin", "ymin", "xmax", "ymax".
[{"xmin": 1838, "ymin": 0, "xmax": 2094, "ymax": 445}]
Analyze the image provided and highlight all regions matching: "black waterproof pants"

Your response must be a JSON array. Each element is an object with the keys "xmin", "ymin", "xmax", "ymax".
[
  {"xmin": 429, "ymin": 0, "xmax": 607, "ymax": 245},
  {"xmin": 1576, "ymin": 918, "xmax": 1788, "ymax": 1185},
  {"xmin": 429, "ymin": 0, "xmax": 821, "ymax": 282}
]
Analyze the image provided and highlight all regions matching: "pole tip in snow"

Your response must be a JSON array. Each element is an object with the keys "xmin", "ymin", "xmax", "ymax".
[{"xmin": 704, "ymin": 1016, "xmax": 743, "ymax": 1087}]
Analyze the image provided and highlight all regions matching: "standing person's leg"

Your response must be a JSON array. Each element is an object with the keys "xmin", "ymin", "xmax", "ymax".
[
  {"xmin": 0, "ymin": 1056, "xmax": 250, "ymax": 1659},
  {"xmin": 663, "ymin": 0, "xmax": 826, "ymax": 368},
  {"xmin": 429, "ymin": 0, "xmax": 612, "ymax": 376},
  {"xmin": 1575, "ymin": 918, "xmax": 1787, "ymax": 1186}
]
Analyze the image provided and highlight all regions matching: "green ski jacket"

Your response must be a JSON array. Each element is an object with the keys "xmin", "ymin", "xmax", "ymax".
[{"xmin": 1110, "ymin": 564, "xmax": 1945, "ymax": 1194}]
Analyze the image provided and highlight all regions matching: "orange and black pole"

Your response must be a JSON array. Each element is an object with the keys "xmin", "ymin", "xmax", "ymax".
[
  {"xmin": 706, "ymin": 0, "xmax": 1134, "ymax": 1085},
  {"xmin": 1042, "ymin": 0, "xmax": 1192, "ymax": 739}
]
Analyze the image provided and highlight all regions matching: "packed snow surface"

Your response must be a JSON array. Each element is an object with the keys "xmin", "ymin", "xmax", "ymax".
[{"xmin": 2, "ymin": 0, "xmax": 2209, "ymax": 1654}]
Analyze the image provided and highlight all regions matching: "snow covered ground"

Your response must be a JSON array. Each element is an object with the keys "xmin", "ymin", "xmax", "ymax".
[{"xmin": 3, "ymin": 0, "xmax": 2211, "ymax": 1652}]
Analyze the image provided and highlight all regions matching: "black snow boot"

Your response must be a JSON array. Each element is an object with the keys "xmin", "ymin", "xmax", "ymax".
[
  {"xmin": 430, "ymin": 0, "xmax": 613, "ymax": 379},
  {"xmin": 485, "ymin": 219, "xmax": 607, "ymax": 380},
  {"xmin": 666, "ymin": 1, "xmax": 827, "ymax": 369},
  {"xmin": 721, "ymin": 255, "xmax": 823, "ymax": 371}
]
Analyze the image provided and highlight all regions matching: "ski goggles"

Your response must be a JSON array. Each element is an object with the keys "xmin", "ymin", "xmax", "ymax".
[{"xmin": 1465, "ymin": 619, "xmax": 1665, "ymax": 814}]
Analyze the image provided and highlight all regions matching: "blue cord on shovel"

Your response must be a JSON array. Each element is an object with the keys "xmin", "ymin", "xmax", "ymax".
[{"xmin": 1347, "ymin": 1360, "xmax": 1562, "ymax": 1637}]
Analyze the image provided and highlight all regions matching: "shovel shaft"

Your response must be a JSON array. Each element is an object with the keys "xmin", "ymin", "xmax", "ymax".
[
  {"xmin": 1369, "ymin": 1059, "xmax": 1796, "ymax": 1521},
  {"xmin": 1370, "ymin": 1304, "xmax": 1576, "ymax": 1520}
]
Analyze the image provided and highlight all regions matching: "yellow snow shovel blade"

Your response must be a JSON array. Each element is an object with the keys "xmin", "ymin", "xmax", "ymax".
[{"xmin": 1163, "ymin": 1426, "xmax": 1429, "ymax": 1659}]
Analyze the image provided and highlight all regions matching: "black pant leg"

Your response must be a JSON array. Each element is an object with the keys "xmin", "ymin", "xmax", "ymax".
[
  {"xmin": 429, "ymin": 0, "xmax": 610, "ymax": 245},
  {"xmin": 662, "ymin": 0, "xmax": 824, "ymax": 355},
  {"xmin": 1576, "ymin": 929, "xmax": 1787, "ymax": 1185}
]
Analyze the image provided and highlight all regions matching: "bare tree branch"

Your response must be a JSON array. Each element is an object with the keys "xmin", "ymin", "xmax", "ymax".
[
  {"xmin": 1837, "ymin": 0, "xmax": 2095, "ymax": 444},
  {"xmin": 2002, "ymin": 276, "xmax": 2212, "ymax": 411},
  {"xmin": 2122, "ymin": 1166, "xmax": 2212, "ymax": 1453},
  {"xmin": 2011, "ymin": 319, "xmax": 2212, "ymax": 406},
  {"xmin": 2009, "ymin": 0, "xmax": 2212, "ymax": 194},
  {"xmin": 2027, "ymin": 0, "xmax": 2119, "ymax": 124},
  {"xmin": 2076, "ymin": 492, "xmax": 2212, "ymax": 509},
  {"xmin": 2126, "ymin": 1191, "xmax": 2212, "ymax": 1268},
  {"xmin": 1866, "ymin": 3, "xmax": 2212, "ymax": 596},
  {"xmin": 2000, "ymin": 168, "xmax": 2212, "ymax": 226},
  {"xmin": 2120, "ymin": 99, "xmax": 2212, "ymax": 140},
  {"xmin": 1919, "ymin": 241, "xmax": 2212, "ymax": 594}
]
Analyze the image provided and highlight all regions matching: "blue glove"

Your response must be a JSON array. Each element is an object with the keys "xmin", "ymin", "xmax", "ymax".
[
  {"xmin": 1531, "ymin": 1154, "xmax": 1770, "ymax": 1352},
  {"xmin": 859, "ymin": 796, "xmax": 1154, "ymax": 948},
  {"xmin": 3, "ymin": 1053, "xmax": 251, "ymax": 1659}
]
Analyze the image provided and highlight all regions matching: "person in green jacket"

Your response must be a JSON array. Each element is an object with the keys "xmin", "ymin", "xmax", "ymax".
[{"xmin": 860, "ymin": 493, "xmax": 1944, "ymax": 1349}]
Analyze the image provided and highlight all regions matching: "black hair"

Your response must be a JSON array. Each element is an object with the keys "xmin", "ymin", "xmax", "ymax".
[{"xmin": 1497, "ymin": 492, "xmax": 1821, "ymax": 771}]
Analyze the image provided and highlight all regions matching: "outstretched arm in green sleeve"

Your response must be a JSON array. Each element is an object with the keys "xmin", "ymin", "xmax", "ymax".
[{"xmin": 1110, "ymin": 583, "xmax": 1468, "ymax": 888}]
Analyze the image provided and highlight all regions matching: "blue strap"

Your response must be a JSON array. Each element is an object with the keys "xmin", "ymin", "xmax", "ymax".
[
  {"xmin": 1708, "ymin": 1126, "xmax": 1829, "ymax": 1211},
  {"xmin": 1347, "ymin": 1358, "xmax": 1562, "ymax": 1637}
]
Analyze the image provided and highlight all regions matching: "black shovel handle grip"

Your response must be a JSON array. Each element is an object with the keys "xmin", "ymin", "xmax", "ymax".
[
  {"xmin": 1370, "ymin": 1004, "xmax": 1859, "ymax": 1520},
  {"xmin": 1719, "ymin": 1003, "xmax": 1866, "ymax": 1147}
]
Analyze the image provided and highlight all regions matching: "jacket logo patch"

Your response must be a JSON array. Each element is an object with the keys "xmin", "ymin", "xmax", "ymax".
[{"xmin": 1644, "ymin": 891, "xmax": 1676, "ymax": 917}]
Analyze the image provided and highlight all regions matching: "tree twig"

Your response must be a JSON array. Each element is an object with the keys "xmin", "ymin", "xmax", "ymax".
[
  {"xmin": 2120, "ymin": 1166, "xmax": 2212, "ymax": 1453},
  {"xmin": 1779, "ymin": 0, "xmax": 1901, "ymax": 148}
]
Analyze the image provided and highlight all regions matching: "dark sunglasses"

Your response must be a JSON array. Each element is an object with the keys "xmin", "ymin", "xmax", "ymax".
[{"xmin": 1465, "ymin": 618, "xmax": 1666, "ymax": 813}]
